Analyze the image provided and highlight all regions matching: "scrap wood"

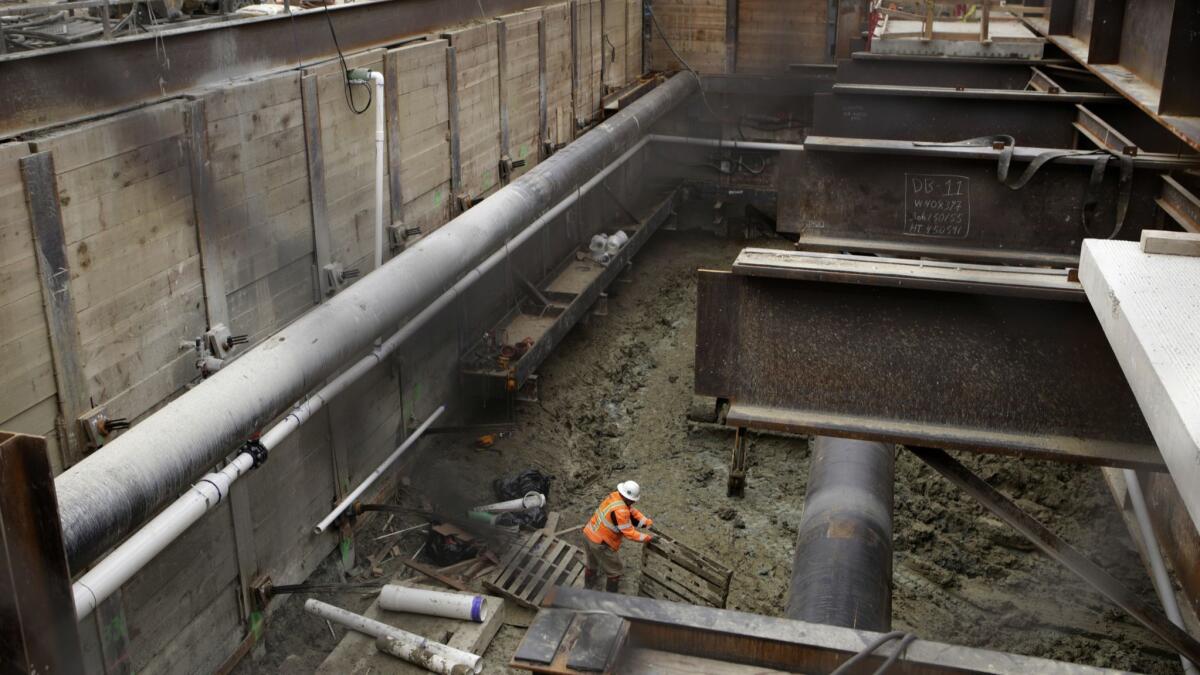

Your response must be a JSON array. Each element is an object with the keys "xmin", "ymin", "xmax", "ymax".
[
  {"xmin": 402, "ymin": 558, "xmax": 470, "ymax": 591},
  {"xmin": 541, "ymin": 511, "xmax": 561, "ymax": 535}
]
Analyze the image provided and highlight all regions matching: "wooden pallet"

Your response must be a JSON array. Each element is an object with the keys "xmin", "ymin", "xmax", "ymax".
[
  {"xmin": 484, "ymin": 531, "xmax": 586, "ymax": 609},
  {"xmin": 639, "ymin": 530, "xmax": 733, "ymax": 608}
]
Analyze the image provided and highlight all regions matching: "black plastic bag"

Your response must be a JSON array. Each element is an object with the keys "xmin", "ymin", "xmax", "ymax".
[
  {"xmin": 493, "ymin": 468, "xmax": 554, "ymax": 501},
  {"xmin": 496, "ymin": 506, "xmax": 549, "ymax": 530},
  {"xmin": 425, "ymin": 528, "xmax": 477, "ymax": 566}
]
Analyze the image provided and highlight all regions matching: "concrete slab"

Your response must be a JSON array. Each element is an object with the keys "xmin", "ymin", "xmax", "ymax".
[
  {"xmin": 872, "ymin": 19, "xmax": 1044, "ymax": 59},
  {"xmin": 1079, "ymin": 239, "xmax": 1200, "ymax": 531},
  {"xmin": 317, "ymin": 582, "xmax": 506, "ymax": 674}
]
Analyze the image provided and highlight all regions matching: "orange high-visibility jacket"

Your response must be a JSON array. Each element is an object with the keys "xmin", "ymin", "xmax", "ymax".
[{"xmin": 584, "ymin": 491, "xmax": 651, "ymax": 550}]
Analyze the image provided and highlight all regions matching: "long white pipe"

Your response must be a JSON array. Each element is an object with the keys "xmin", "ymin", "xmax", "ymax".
[
  {"xmin": 304, "ymin": 599, "xmax": 482, "ymax": 674},
  {"xmin": 69, "ymin": 118, "xmax": 657, "ymax": 623},
  {"xmin": 370, "ymin": 71, "xmax": 386, "ymax": 272},
  {"xmin": 1123, "ymin": 470, "xmax": 1200, "ymax": 675},
  {"xmin": 379, "ymin": 585, "xmax": 488, "ymax": 622},
  {"xmin": 72, "ymin": 453, "xmax": 255, "ymax": 620},
  {"xmin": 313, "ymin": 405, "xmax": 446, "ymax": 534}
]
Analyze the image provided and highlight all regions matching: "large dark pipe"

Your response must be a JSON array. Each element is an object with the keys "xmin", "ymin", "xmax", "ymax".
[{"xmin": 786, "ymin": 436, "xmax": 895, "ymax": 631}]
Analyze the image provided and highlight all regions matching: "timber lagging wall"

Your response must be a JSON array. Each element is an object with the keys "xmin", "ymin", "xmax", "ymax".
[
  {"xmin": 0, "ymin": 4, "xmax": 645, "ymax": 672},
  {"xmin": 649, "ymin": 0, "xmax": 831, "ymax": 73}
]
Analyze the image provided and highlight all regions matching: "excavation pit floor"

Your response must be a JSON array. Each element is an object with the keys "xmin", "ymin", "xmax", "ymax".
[{"xmin": 242, "ymin": 231, "xmax": 1178, "ymax": 674}]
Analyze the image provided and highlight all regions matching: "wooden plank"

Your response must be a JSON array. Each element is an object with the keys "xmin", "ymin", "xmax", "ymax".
[
  {"xmin": 544, "ymin": 3, "xmax": 574, "ymax": 148},
  {"xmin": 736, "ymin": 0, "xmax": 827, "ymax": 72},
  {"xmin": 444, "ymin": 23, "xmax": 503, "ymax": 203},
  {"xmin": 538, "ymin": 16, "xmax": 548, "ymax": 160},
  {"xmin": 184, "ymin": 98, "xmax": 230, "ymax": 329},
  {"xmin": 650, "ymin": 0, "xmax": 729, "ymax": 73},
  {"xmin": 626, "ymin": 0, "xmax": 643, "ymax": 81},
  {"xmin": 402, "ymin": 558, "xmax": 470, "ymax": 591},
  {"xmin": 301, "ymin": 72, "xmax": 332, "ymax": 300},
  {"xmin": 20, "ymin": 152, "xmax": 89, "ymax": 467},
  {"xmin": 498, "ymin": 21, "xmax": 511, "ymax": 169}
]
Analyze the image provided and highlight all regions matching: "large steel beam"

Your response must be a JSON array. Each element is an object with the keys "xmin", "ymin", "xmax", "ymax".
[
  {"xmin": 694, "ymin": 249, "xmax": 1162, "ymax": 469},
  {"xmin": 53, "ymin": 73, "xmax": 697, "ymax": 571},
  {"xmin": 787, "ymin": 436, "xmax": 894, "ymax": 632},
  {"xmin": 0, "ymin": 0, "xmax": 542, "ymax": 139},
  {"xmin": 836, "ymin": 53, "xmax": 1073, "ymax": 90},
  {"xmin": 777, "ymin": 136, "xmax": 1196, "ymax": 265},
  {"xmin": 540, "ymin": 588, "xmax": 1137, "ymax": 674}
]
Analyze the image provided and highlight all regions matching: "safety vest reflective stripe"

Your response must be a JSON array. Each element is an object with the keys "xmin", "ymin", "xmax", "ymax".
[{"xmin": 595, "ymin": 499, "xmax": 623, "ymax": 532}]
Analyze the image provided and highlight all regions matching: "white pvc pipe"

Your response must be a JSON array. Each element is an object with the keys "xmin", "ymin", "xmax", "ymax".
[
  {"xmin": 370, "ymin": 71, "xmax": 386, "ymax": 272},
  {"xmin": 304, "ymin": 599, "xmax": 482, "ymax": 674},
  {"xmin": 1123, "ymin": 470, "xmax": 1200, "ymax": 675},
  {"xmin": 72, "ymin": 452, "xmax": 255, "ymax": 620},
  {"xmin": 379, "ymin": 585, "xmax": 488, "ymax": 623},
  {"xmin": 375, "ymin": 635, "xmax": 472, "ymax": 675},
  {"xmin": 313, "ymin": 405, "xmax": 446, "ymax": 534},
  {"xmin": 473, "ymin": 491, "xmax": 546, "ymax": 514}
]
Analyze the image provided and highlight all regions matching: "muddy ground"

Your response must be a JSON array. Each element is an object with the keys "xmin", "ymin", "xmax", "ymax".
[{"xmin": 243, "ymin": 231, "xmax": 1178, "ymax": 674}]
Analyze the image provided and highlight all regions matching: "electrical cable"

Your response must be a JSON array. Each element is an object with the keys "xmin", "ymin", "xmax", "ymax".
[
  {"xmin": 828, "ymin": 631, "xmax": 919, "ymax": 675},
  {"xmin": 323, "ymin": 2, "xmax": 371, "ymax": 115},
  {"xmin": 645, "ymin": 5, "xmax": 726, "ymax": 126}
]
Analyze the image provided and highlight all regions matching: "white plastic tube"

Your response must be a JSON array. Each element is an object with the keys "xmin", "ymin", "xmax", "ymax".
[
  {"xmin": 304, "ymin": 599, "xmax": 482, "ymax": 674},
  {"xmin": 313, "ymin": 405, "xmax": 446, "ymax": 534},
  {"xmin": 72, "ymin": 453, "xmax": 255, "ymax": 619},
  {"xmin": 379, "ymin": 585, "xmax": 488, "ymax": 623},
  {"xmin": 1123, "ymin": 470, "xmax": 1200, "ymax": 675},
  {"xmin": 370, "ymin": 70, "xmax": 386, "ymax": 272},
  {"xmin": 376, "ymin": 635, "xmax": 472, "ymax": 675},
  {"xmin": 473, "ymin": 491, "xmax": 546, "ymax": 514}
]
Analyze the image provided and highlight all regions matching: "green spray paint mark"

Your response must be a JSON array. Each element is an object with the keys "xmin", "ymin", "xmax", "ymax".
[
  {"xmin": 104, "ymin": 613, "xmax": 128, "ymax": 644},
  {"xmin": 519, "ymin": 143, "xmax": 530, "ymax": 160},
  {"xmin": 482, "ymin": 169, "xmax": 495, "ymax": 191},
  {"xmin": 339, "ymin": 537, "xmax": 352, "ymax": 564},
  {"xmin": 434, "ymin": 188, "xmax": 443, "ymax": 206},
  {"xmin": 250, "ymin": 611, "xmax": 265, "ymax": 642}
]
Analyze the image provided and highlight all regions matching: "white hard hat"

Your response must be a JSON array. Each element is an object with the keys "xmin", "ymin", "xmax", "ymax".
[{"xmin": 617, "ymin": 480, "xmax": 641, "ymax": 502}]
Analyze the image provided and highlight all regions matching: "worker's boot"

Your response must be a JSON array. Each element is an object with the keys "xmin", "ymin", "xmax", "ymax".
[
  {"xmin": 605, "ymin": 576, "xmax": 621, "ymax": 593},
  {"xmin": 584, "ymin": 569, "xmax": 599, "ymax": 591}
]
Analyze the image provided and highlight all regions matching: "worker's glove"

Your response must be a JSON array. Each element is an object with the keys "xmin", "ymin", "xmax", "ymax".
[{"xmin": 641, "ymin": 517, "xmax": 654, "ymax": 529}]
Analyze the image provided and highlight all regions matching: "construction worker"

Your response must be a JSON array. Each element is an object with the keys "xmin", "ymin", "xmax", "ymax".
[{"xmin": 583, "ymin": 480, "xmax": 653, "ymax": 593}]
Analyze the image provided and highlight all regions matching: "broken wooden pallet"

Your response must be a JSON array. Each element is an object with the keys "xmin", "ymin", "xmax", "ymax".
[
  {"xmin": 484, "ymin": 530, "xmax": 586, "ymax": 609},
  {"xmin": 639, "ymin": 530, "xmax": 733, "ymax": 608}
]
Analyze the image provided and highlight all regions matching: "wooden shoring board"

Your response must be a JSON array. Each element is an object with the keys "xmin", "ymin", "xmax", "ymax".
[
  {"xmin": 499, "ymin": 10, "xmax": 543, "ymax": 179},
  {"xmin": 33, "ymin": 101, "xmax": 208, "ymax": 426},
  {"xmin": 305, "ymin": 49, "xmax": 392, "ymax": 276},
  {"xmin": 486, "ymin": 531, "xmax": 586, "ymax": 609},
  {"xmin": 601, "ymin": 0, "xmax": 627, "ymax": 93},
  {"xmin": 388, "ymin": 39, "xmax": 453, "ymax": 239},
  {"xmin": 625, "ymin": 0, "xmax": 643, "ymax": 83},
  {"xmin": 573, "ymin": 0, "xmax": 603, "ymax": 126},
  {"xmin": 444, "ymin": 22, "xmax": 503, "ymax": 205},
  {"xmin": 638, "ymin": 531, "xmax": 733, "ymax": 608},
  {"xmin": 543, "ymin": 2, "xmax": 574, "ymax": 149},
  {"xmin": 196, "ymin": 69, "xmax": 315, "ymax": 345}
]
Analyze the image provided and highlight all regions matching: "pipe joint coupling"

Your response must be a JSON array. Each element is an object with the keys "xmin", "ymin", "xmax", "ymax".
[{"xmin": 243, "ymin": 438, "xmax": 269, "ymax": 468}]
